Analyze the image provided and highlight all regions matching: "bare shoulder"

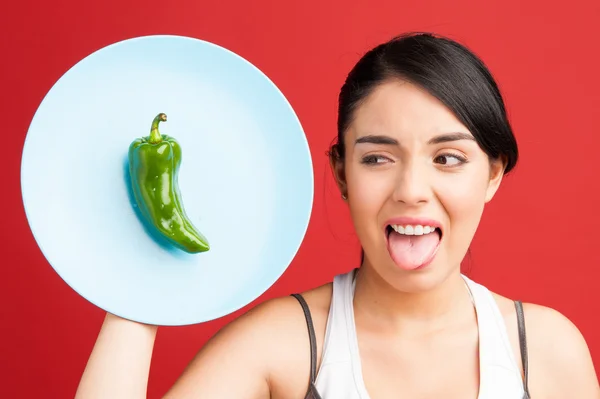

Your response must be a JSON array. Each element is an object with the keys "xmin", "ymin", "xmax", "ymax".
[
  {"xmin": 228, "ymin": 280, "xmax": 333, "ymax": 355},
  {"xmin": 164, "ymin": 280, "xmax": 334, "ymax": 399},
  {"xmin": 491, "ymin": 292, "xmax": 600, "ymax": 398},
  {"xmin": 260, "ymin": 282, "xmax": 333, "ymax": 397}
]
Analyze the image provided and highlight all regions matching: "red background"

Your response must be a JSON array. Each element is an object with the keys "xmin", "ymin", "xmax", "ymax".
[{"xmin": 2, "ymin": 0, "xmax": 599, "ymax": 397}]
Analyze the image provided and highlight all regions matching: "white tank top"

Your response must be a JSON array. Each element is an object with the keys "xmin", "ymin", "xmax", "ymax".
[{"xmin": 295, "ymin": 269, "xmax": 530, "ymax": 399}]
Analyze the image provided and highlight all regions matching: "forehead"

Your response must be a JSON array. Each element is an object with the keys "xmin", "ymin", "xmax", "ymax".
[{"xmin": 350, "ymin": 79, "xmax": 469, "ymax": 138}]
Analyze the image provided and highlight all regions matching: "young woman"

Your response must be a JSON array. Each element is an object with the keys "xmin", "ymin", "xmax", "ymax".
[{"xmin": 75, "ymin": 32, "xmax": 600, "ymax": 399}]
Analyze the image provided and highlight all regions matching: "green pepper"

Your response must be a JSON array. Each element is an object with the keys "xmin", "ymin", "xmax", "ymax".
[{"xmin": 128, "ymin": 112, "xmax": 210, "ymax": 254}]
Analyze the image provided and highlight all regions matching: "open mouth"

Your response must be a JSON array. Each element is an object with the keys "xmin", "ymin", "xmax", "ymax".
[
  {"xmin": 385, "ymin": 224, "xmax": 442, "ymax": 238},
  {"xmin": 385, "ymin": 223, "xmax": 443, "ymax": 271}
]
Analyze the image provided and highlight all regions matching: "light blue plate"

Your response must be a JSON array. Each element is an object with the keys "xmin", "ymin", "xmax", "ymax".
[{"xmin": 20, "ymin": 35, "xmax": 314, "ymax": 326}]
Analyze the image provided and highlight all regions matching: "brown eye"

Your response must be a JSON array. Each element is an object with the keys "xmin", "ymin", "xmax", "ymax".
[
  {"xmin": 361, "ymin": 155, "xmax": 389, "ymax": 165},
  {"xmin": 434, "ymin": 154, "xmax": 467, "ymax": 166}
]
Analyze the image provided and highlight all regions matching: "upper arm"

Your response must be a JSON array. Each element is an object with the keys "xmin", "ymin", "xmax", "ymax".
[
  {"xmin": 524, "ymin": 303, "xmax": 600, "ymax": 398},
  {"xmin": 161, "ymin": 298, "xmax": 290, "ymax": 399}
]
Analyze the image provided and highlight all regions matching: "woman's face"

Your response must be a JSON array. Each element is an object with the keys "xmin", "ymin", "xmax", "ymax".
[{"xmin": 332, "ymin": 79, "xmax": 505, "ymax": 292}]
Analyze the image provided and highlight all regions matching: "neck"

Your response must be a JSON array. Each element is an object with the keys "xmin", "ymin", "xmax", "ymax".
[{"xmin": 352, "ymin": 262, "xmax": 474, "ymax": 336}]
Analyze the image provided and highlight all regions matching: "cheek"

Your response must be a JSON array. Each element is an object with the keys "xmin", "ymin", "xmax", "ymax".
[
  {"xmin": 435, "ymin": 170, "xmax": 489, "ymax": 248},
  {"xmin": 345, "ymin": 164, "xmax": 391, "ymax": 240}
]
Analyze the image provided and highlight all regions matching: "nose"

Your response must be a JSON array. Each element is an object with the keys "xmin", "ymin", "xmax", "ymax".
[{"xmin": 391, "ymin": 161, "xmax": 431, "ymax": 205}]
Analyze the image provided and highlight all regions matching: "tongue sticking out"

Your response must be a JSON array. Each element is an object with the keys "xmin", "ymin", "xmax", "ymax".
[{"xmin": 387, "ymin": 228, "xmax": 440, "ymax": 270}]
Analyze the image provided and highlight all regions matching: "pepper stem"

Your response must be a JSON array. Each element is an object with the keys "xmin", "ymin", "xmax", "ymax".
[{"xmin": 149, "ymin": 113, "xmax": 167, "ymax": 144}]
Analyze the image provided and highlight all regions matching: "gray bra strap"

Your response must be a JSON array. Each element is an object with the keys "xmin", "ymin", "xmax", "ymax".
[
  {"xmin": 291, "ymin": 294, "xmax": 323, "ymax": 399},
  {"xmin": 514, "ymin": 300, "xmax": 531, "ymax": 398}
]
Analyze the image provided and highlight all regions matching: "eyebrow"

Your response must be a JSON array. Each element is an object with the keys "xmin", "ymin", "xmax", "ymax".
[
  {"xmin": 354, "ymin": 132, "xmax": 475, "ymax": 146},
  {"xmin": 355, "ymin": 135, "xmax": 398, "ymax": 145},
  {"xmin": 427, "ymin": 132, "xmax": 475, "ymax": 145}
]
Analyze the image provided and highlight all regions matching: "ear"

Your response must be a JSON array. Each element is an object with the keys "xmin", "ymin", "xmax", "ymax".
[
  {"xmin": 485, "ymin": 156, "xmax": 507, "ymax": 203},
  {"xmin": 329, "ymin": 144, "xmax": 348, "ymax": 199}
]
